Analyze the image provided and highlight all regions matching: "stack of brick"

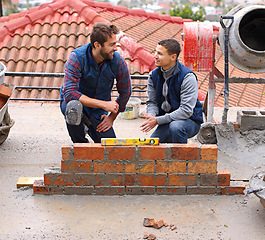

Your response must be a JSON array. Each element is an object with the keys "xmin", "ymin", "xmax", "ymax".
[{"xmin": 33, "ymin": 143, "xmax": 245, "ymax": 195}]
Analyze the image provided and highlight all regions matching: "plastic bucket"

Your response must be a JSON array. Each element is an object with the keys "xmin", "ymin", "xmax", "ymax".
[
  {"xmin": 121, "ymin": 98, "xmax": 141, "ymax": 119},
  {"xmin": 0, "ymin": 62, "xmax": 6, "ymax": 85}
]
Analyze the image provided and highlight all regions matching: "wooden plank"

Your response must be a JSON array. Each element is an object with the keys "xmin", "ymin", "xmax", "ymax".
[{"xmin": 17, "ymin": 177, "xmax": 44, "ymax": 188}]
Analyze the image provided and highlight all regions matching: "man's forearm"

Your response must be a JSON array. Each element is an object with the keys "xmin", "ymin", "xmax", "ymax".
[
  {"xmin": 79, "ymin": 95, "xmax": 105, "ymax": 109},
  {"xmin": 79, "ymin": 95, "xmax": 119, "ymax": 113}
]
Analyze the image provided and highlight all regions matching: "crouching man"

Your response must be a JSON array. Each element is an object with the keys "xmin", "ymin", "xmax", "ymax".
[
  {"xmin": 140, "ymin": 39, "xmax": 203, "ymax": 143},
  {"xmin": 60, "ymin": 23, "xmax": 131, "ymax": 143}
]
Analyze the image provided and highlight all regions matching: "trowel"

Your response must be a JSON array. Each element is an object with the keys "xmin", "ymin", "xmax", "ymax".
[{"xmin": 214, "ymin": 15, "xmax": 238, "ymax": 151}]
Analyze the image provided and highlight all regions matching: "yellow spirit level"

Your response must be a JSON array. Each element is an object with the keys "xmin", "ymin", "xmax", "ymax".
[{"xmin": 101, "ymin": 138, "xmax": 159, "ymax": 146}]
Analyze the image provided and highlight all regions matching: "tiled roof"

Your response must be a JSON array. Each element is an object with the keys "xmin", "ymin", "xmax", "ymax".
[{"xmin": 0, "ymin": 0, "xmax": 264, "ymax": 107}]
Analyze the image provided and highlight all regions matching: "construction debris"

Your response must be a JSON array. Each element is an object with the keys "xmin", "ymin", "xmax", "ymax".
[
  {"xmin": 143, "ymin": 233, "xmax": 156, "ymax": 239},
  {"xmin": 170, "ymin": 224, "xmax": 177, "ymax": 231},
  {"xmin": 143, "ymin": 218, "xmax": 155, "ymax": 227},
  {"xmin": 153, "ymin": 219, "xmax": 164, "ymax": 229},
  {"xmin": 142, "ymin": 218, "xmax": 177, "ymax": 239}
]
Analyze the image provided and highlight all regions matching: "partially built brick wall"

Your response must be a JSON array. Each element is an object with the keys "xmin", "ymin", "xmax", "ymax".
[{"xmin": 33, "ymin": 143, "xmax": 245, "ymax": 195}]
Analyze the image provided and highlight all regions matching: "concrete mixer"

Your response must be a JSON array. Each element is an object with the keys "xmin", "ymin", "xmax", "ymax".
[{"xmin": 219, "ymin": 3, "xmax": 265, "ymax": 73}]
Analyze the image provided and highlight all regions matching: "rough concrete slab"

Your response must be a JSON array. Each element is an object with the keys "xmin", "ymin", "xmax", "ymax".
[{"xmin": 0, "ymin": 103, "xmax": 264, "ymax": 239}]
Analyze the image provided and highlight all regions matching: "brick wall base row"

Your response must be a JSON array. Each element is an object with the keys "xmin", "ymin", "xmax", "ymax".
[{"xmin": 33, "ymin": 143, "xmax": 245, "ymax": 195}]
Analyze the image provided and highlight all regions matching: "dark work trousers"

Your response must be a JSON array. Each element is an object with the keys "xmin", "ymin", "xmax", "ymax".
[{"xmin": 60, "ymin": 100, "xmax": 116, "ymax": 143}]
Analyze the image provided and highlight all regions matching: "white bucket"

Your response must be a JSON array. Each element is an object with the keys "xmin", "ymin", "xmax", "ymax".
[{"xmin": 121, "ymin": 98, "xmax": 141, "ymax": 119}]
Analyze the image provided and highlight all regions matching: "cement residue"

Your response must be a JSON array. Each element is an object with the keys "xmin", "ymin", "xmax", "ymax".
[
  {"xmin": 239, "ymin": 129, "xmax": 265, "ymax": 148},
  {"xmin": 249, "ymin": 171, "xmax": 265, "ymax": 199}
]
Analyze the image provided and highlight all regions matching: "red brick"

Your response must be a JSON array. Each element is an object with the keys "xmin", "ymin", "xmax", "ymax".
[
  {"xmin": 79, "ymin": 161, "xmax": 92, "ymax": 172},
  {"xmin": 139, "ymin": 145, "xmax": 167, "ymax": 160},
  {"xmin": 168, "ymin": 174, "xmax": 197, "ymax": 186},
  {"xmin": 124, "ymin": 163, "xmax": 138, "ymax": 173},
  {"xmin": 61, "ymin": 160, "xmax": 80, "ymax": 172},
  {"xmin": 171, "ymin": 144, "xmax": 200, "ymax": 160},
  {"xmin": 137, "ymin": 174, "xmax": 155, "ymax": 186},
  {"xmin": 217, "ymin": 187, "xmax": 228, "ymax": 195},
  {"xmin": 199, "ymin": 174, "xmax": 217, "ymax": 186},
  {"xmin": 139, "ymin": 161, "xmax": 155, "ymax": 173},
  {"xmin": 156, "ymin": 186, "xmax": 186, "ymax": 195},
  {"xmin": 33, "ymin": 180, "xmax": 49, "ymax": 194},
  {"xmin": 187, "ymin": 161, "xmax": 217, "ymax": 173},
  {"xmin": 218, "ymin": 170, "xmax": 231, "ymax": 186},
  {"xmin": 74, "ymin": 143, "xmax": 104, "ymax": 160},
  {"xmin": 82, "ymin": 174, "xmax": 95, "ymax": 186},
  {"xmin": 64, "ymin": 186, "xmax": 94, "ymax": 195},
  {"xmin": 228, "ymin": 181, "xmax": 245, "ymax": 195},
  {"xmin": 50, "ymin": 186, "xmax": 64, "ymax": 194},
  {"xmin": 44, "ymin": 175, "xmax": 52, "ymax": 186},
  {"xmin": 54, "ymin": 174, "xmax": 74, "ymax": 186},
  {"xmin": 93, "ymin": 161, "xmax": 123, "ymax": 173},
  {"xmin": 94, "ymin": 186, "xmax": 125, "ymax": 195},
  {"xmin": 61, "ymin": 144, "xmax": 71, "ymax": 160},
  {"xmin": 107, "ymin": 174, "xmax": 124, "ymax": 186},
  {"xmin": 125, "ymin": 186, "xmax": 156, "ymax": 195},
  {"xmin": 106, "ymin": 146, "xmax": 135, "ymax": 160},
  {"xmin": 124, "ymin": 174, "xmax": 136, "ymax": 186},
  {"xmin": 93, "ymin": 174, "xmax": 105, "ymax": 186},
  {"xmin": 187, "ymin": 186, "xmax": 216, "ymax": 195},
  {"xmin": 155, "ymin": 174, "xmax": 167, "ymax": 186},
  {"xmin": 228, "ymin": 187, "xmax": 245, "ymax": 195},
  {"xmin": 0, "ymin": 85, "xmax": 12, "ymax": 98},
  {"xmin": 74, "ymin": 175, "xmax": 83, "ymax": 186},
  {"xmin": 201, "ymin": 145, "xmax": 218, "ymax": 160},
  {"xmin": 156, "ymin": 160, "xmax": 186, "ymax": 173}
]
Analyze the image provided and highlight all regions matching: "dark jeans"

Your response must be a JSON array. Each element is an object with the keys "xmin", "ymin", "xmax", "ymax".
[
  {"xmin": 151, "ymin": 118, "xmax": 201, "ymax": 144},
  {"xmin": 60, "ymin": 100, "xmax": 116, "ymax": 143}
]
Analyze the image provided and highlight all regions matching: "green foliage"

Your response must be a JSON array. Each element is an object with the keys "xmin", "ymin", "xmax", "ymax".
[
  {"xmin": 170, "ymin": 4, "xmax": 206, "ymax": 21},
  {"xmin": 214, "ymin": 0, "xmax": 222, "ymax": 7}
]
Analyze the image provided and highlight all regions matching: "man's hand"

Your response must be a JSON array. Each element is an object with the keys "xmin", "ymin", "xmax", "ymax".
[
  {"xmin": 96, "ymin": 114, "xmax": 114, "ymax": 132},
  {"xmin": 103, "ymin": 101, "xmax": 119, "ymax": 113},
  {"xmin": 140, "ymin": 113, "xmax": 157, "ymax": 133}
]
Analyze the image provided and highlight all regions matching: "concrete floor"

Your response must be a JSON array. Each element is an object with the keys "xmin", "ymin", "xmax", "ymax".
[{"xmin": 0, "ymin": 103, "xmax": 264, "ymax": 239}]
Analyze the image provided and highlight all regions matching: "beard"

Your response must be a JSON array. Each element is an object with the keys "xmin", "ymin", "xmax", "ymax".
[{"xmin": 100, "ymin": 48, "xmax": 114, "ymax": 61}]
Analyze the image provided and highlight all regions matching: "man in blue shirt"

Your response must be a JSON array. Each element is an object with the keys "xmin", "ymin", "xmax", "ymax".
[
  {"xmin": 140, "ymin": 39, "xmax": 203, "ymax": 143},
  {"xmin": 60, "ymin": 23, "xmax": 131, "ymax": 143}
]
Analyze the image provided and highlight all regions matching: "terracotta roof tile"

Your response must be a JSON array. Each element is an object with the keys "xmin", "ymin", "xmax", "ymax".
[{"xmin": 0, "ymin": 0, "xmax": 264, "ymax": 106}]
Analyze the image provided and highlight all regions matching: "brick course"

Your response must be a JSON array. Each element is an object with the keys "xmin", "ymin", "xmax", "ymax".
[{"xmin": 34, "ymin": 143, "xmax": 243, "ymax": 195}]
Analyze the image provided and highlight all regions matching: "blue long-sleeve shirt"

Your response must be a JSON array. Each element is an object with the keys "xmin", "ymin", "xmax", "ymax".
[{"xmin": 61, "ymin": 50, "xmax": 131, "ymax": 112}]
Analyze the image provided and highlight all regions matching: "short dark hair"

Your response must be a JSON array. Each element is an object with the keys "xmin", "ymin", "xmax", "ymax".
[
  {"xmin": 90, "ymin": 22, "xmax": 119, "ymax": 48},
  {"xmin": 158, "ymin": 39, "xmax": 181, "ymax": 58}
]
